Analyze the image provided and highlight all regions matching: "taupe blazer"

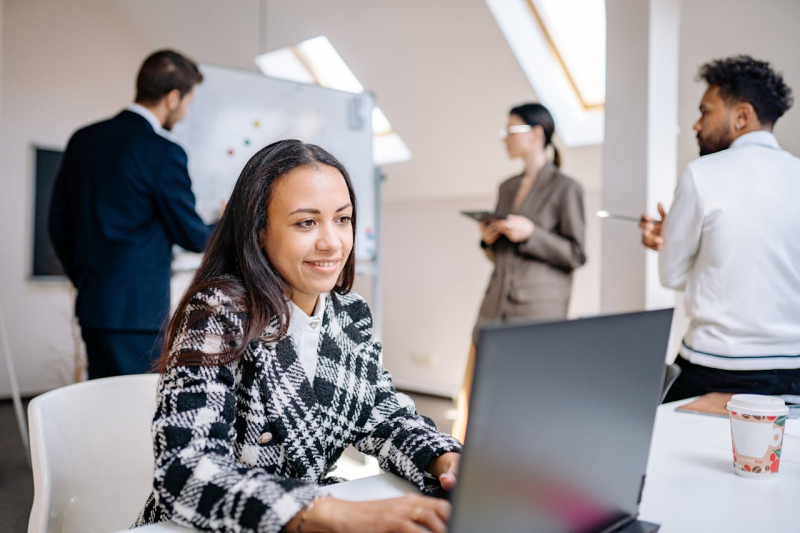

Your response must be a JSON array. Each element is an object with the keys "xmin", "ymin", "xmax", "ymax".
[{"xmin": 475, "ymin": 162, "xmax": 586, "ymax": 334}]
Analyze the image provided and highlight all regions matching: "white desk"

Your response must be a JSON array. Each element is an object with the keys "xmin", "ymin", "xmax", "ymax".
[{"xmin": 130, "ymin": 401, "xmax": 800, "ymax": 532}]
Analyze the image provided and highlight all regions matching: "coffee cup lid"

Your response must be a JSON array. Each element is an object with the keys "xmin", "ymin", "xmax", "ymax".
[{"xmin": 726, "ymin": 394, "xmax": 789, "ymax": 415}]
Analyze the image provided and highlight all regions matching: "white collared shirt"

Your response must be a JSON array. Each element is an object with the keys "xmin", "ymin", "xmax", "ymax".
[
  {"xmin": 125, "ymin": 103, "xmax": 164, "ymax": 134},
  {"xmin": 660, "ymin": 131, "xmax": 800, "ymax": 370},
  {"xmin": 287, "ymin": 293, "xmax": 326, "ymax": 383}
]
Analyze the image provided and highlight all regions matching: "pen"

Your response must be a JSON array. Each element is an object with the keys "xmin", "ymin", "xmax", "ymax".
[{"xmin": 596, "ymin": 210, "xmax": 646, "ymax": 223}]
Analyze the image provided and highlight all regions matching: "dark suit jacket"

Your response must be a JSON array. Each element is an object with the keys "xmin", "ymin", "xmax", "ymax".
[
  {"xmin": 134, "ymin": 289, "xmax": 462, "ymax": 532},
  {"xmin": 49, "ymin": 110, "xmax": 213, "ymax": 331},
  {"xmin": 476, "ymin": 162, "xmax": 586, "ymax": 329}
]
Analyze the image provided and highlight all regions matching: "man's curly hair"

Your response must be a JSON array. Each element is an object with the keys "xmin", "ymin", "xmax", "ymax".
[{"xmin": 697, "ymin": 55, "xmax": 793, "ymax": 126}]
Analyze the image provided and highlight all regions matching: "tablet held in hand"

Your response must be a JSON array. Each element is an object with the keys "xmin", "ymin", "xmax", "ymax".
[{"xmin": 460, "ymin": 210, "xmax": 507, "ymax": 223}]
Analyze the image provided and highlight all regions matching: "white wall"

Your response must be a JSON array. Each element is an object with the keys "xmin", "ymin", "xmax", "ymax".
[
  {"xmin": 0, "ymin": 0, "xmax": 153, "ymax": 395},
  {"xmin": 0, "ymin": 0, "xmax": 3, "ymax": 126},
  {"xmin": 264, "ymin": 0, "xmax": 538, "ymax": 202},
  {"xmin": 677, "ymin": 0, "xmax": 800, "ymax": 171},
  {"xmin": 383, "ymin": 144, "xmax": 602, "ymax": 397}
]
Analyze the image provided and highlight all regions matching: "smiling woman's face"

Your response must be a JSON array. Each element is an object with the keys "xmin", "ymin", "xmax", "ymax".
[{"xmin": 260, "ymin": 164, "xmax": 354, "ymax": 315}]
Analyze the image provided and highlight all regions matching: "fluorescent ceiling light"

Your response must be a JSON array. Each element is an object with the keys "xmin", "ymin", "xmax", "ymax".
[
  {"xmin": 372, "ymin": 108, "xmax": 392, "ymax": 136},
  {"xmin": 296, "ymin": 36, "xmax": 364, "ymax": 93},
  {"xmin": 374, "ymin": 133, "xmax": 412, "ymax": 166},
  {"xmin": 255, "ymin": 36, "xmax": 411, "ymax": 165},
  {"xmin": 254, "ymin": 47, "xmax": 315, "ymax": 85}
]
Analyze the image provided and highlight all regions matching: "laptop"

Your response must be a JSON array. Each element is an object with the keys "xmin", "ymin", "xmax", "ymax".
[{"xmin": 448, "ymin": 309, "xmax": 674, "ymax": 533}]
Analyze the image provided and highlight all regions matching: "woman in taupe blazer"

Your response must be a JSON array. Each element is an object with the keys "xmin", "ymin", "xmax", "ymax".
[
  {"xmin": 454, "ymin": 103, "xmax": 586, "ymax": 440},
  {"xmin": 476, "ymin": 103, "xmax": 586, "ymax": 329}
]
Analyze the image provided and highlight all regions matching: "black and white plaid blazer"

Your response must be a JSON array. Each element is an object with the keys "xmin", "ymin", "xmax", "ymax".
[{"xmin": 134, "ymin": 288, "xmax": 462, "ymax": 532}]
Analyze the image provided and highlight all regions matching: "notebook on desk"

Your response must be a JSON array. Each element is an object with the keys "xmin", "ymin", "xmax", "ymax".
[
  {"xmin": 675, "ymin": 392, "xmax": 733, "ymax": 417},
  {"xmin": 448, "ymin": 309, "xmax": 673, "ymax": 533},
  {"xmin": 676, "ymin": 392, "xmax": 800, "ymax": 419}
]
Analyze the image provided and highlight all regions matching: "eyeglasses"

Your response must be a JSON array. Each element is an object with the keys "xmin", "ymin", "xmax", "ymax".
[{"xmin": 499, "ymin": 124, "xmax": 533, "ymax": 139}]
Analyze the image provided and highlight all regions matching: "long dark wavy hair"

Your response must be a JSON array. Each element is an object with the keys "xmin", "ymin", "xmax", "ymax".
[{"xmin": 157, "ymin": 140, "xmax": 357, "ymax": 371}]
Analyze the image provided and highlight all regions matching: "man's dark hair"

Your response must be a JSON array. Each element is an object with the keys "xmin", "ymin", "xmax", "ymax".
[
  {"xmin": 135, "ymin": 49, "xmax": 203, "ymax": 104},
  {"xmin": 697, "ymin": 55, "xmax": 793, "ymax": 126}
]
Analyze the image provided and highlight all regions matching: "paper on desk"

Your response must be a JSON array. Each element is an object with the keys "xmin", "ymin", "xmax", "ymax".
[
  {"xmin": 676, "ymin": 393, "xmax": 800, "ymax": 419},
  {"xmin": 675, "ymin": 393, "xmax": 732, "ymax": 417}
]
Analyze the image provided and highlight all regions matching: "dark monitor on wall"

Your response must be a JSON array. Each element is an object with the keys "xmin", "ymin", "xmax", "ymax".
[{"xmin": 32, "ymin": 146, "xmax": 65, "ymax": 278}]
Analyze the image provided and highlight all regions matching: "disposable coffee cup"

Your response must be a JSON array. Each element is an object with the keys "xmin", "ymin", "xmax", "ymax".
[{"xmin": 726, "ymin": 394, "xmax": 789, "ymax": 479}]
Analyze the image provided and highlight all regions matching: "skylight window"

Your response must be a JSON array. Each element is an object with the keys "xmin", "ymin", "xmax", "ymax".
[
  {"xmin": 530, "ymin": 0, "xmax": 606, "ymax": 108},
  {"xmin": 486, "ymin": 0, "xmax": 606, "ymax": 145},
  {"xmin": 255, "ymin": 36, "xmax": 411, "ymax": 165}
]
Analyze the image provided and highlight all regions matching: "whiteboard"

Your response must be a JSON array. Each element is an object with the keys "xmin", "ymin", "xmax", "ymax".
[{"xmin": 171, "ymin": 64, "xmax": 377, "ymax": 261}]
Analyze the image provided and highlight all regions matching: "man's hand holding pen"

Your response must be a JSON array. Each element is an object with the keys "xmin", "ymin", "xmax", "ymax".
[{"xmin": 639, "ymin": 202, "xmax": 667, "ymax": 251}]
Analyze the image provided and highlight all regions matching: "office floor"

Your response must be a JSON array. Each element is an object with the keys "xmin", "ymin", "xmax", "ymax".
[
  {"xmin": 0, "ymin": 391, "xmax": 454, "ymax": 529},
  {"xmin": 0, "ymin": 398, "xmax": 33, "ymax": 533}
]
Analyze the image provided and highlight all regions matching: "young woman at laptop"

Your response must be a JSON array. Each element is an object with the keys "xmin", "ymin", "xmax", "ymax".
[{"xmin": 134, "ymin": 140, "xmax": 461, "ymax": 533}]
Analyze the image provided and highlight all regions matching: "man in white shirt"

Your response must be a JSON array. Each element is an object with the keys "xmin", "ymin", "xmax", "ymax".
[{"xmin": 641, "ymin": 55, "xmax": 800, "ymax": 402}]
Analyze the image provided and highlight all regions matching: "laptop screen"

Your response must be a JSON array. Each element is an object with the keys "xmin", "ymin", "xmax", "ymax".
[{"xmin": 450, "ymin": 309, "xmax": 673, "ymax": 533}]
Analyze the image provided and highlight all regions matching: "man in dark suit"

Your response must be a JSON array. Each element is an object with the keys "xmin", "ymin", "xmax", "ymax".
[{"xmin": 49, "ymin": 49, "xmax": 214, "ymax": 379}]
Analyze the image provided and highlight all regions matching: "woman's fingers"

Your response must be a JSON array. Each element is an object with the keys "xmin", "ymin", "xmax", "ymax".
[
  {"xmin": 500, "ymin": 215, "xmax": 534, "ymax": 242},
  {"xmin": 408, "ymin": 496, "xmax": 450, "ymax": 533},
  {"xmin": 431, "ymin": 497, "xmax": 452, "ymax": 522},
  {"xmin": 324, "ymin": 493, "xmax": 452, "ymax": 532},
  {"xmin": 439, "ymin": 472, "xmax": 456, "ymax": 491},
  {"xmin": 481, "ymin": 222, "xmax": 502, "ymax": 245},
  {"xmin": 437, "ymin": 453, "xmax": 459, "ymax": 491},
  {"xmin": 414, "ymin": 506, "xmax": 448, "ymax": 533}
]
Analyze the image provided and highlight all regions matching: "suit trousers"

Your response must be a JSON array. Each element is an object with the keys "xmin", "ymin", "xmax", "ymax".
[
  {"xmin": 664, "ymin": 356, "xmax": 800, "ymax": 403},
  {"xmin": 81, "ymin": 328, "xmax": 164, "ymax": 379}
]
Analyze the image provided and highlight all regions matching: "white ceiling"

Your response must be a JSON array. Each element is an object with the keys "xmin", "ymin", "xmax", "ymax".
[
  {"xmin": 109, "ymin": 0, "xmax": 542, "ymax": 202},
  {"xmin": 111, "ymin": 0, "xmax": 261, "ymax": 71}
]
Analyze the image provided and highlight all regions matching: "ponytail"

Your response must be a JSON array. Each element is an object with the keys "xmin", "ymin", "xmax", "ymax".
[{"xmin": 551, "ymin": 144, "xmax": 562, "ymax": 167}]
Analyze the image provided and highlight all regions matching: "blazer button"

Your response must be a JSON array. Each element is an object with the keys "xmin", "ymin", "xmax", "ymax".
[{"xmin": 257, "ymin": 432, "xmax": 273, "ymax": 444}]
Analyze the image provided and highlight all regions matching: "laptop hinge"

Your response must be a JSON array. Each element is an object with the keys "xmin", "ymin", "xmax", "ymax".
[{"xmin": 601, "ymin": 514, "xmax": 638, "ymax": 533}]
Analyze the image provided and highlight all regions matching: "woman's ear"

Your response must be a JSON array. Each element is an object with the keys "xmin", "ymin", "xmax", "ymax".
[{"xmin": 532, "ymin": 124, "xmax": 546, "ymax": 145}]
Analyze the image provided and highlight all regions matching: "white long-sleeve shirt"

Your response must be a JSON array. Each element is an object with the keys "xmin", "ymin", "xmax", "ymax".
[
  {"xmin": 660, "ymin": 131, "xmax": 800, "ymax": 370},
  {"xmin": 287, "ymin": 293, "xmax": 326, "ymax": 382}
]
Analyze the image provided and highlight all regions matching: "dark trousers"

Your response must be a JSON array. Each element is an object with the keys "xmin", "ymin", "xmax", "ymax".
[
  {"xmin": 664, "ymin": 356, "xmax": 800, "ymax": 403},
  {"xmin": 81, "ymin": 328, "xmax": 164, "ymax": 379}
]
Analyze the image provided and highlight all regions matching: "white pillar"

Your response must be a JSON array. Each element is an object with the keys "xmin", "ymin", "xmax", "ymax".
[{"xmin": 601, "ymin": 0, "xmax": 680, "ymax": 312}]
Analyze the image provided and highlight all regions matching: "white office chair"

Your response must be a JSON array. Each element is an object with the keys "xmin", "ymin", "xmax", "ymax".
[{"xmin": 27, "ymin": 373, "xmax": 160, "ymax": 533}]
